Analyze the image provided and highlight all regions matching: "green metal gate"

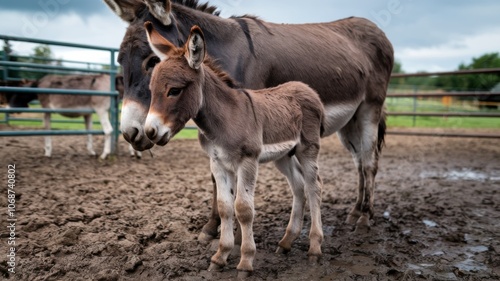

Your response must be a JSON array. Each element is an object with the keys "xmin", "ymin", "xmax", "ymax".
[{"xmin": 0, "ymin": 35, "xmax": 121, "ymax": 154}]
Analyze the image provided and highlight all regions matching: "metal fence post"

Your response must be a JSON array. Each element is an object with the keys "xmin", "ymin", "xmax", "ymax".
[
  {"xmin": 412, "ymin": 85, "xmax": 418, "ymax": 127},
  {"xmin": 109, "ymin": 50, "xmax": 119, "ymax": 155},
  {"xmin": 2, "ymin": 45, "xmax": 10, "ymax": 125}
]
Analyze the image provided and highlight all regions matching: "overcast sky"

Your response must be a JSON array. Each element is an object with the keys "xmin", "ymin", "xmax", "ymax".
[{"xmin": 0, "ymin": 0, "xmax": 499, "ymax": 73}]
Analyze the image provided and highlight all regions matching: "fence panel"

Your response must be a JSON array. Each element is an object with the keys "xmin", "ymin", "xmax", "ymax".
[
  {"xmin": 387, "ymin": 68, "xmax": 500, "ymax": 138},
  {"xmin": 0, "ymin": 34, "xmax": 121, "ymax": 153}
]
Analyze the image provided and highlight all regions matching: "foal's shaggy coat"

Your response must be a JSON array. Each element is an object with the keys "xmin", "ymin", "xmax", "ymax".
[
  {"xmin": 104, "ymin": 0, "xmax": 394, "ymax": 236},
  {"xmin": 144, "ymin": 23, "xmax": 325, "ymax": 276}
]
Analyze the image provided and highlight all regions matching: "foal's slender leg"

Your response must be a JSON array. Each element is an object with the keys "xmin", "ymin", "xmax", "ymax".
[
  {"xmin": 199, "ymin": 174, "xmax": 221, "ymax": 241},
  {"xmin": 199, "ymin": 175, "xmax": 242, "ymax": 245},
  {"xmin": 234, "ymin": 158, "xmax": 258, "ymax": 276},
  {"xmin": 84, "ymin": 114, "xmax": 97, "ymax": 156},
  {"xmin": 208, "ymin": 160, "xmax": 236, "ymax": 271},
  {"xmin": 43, "ymin": 112, "xmax": 52, "ymax": 157},
  {"xmin": 338, "ymin": 102, "xmax": 383, "ymax": 232},
  {"xmin": 274, "ymin": 156, "xmax": 306, "ymax": 253},
  {"xmin": 296, "ymin": 145, "xmax": 323, "ymax": 261}
]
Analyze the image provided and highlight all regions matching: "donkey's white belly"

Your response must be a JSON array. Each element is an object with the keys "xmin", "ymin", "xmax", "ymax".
[
  {"xmin": 259, "ymin": 140, "xmax": 298, "ymax": 163},
  {"xmin": 322, "ymin": 103, "xmax": 360, "ymax": 136}
]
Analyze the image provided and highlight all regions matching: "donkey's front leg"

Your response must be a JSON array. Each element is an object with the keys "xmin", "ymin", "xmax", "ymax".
[
  {"xmin": 208, "ymin": 160, "xmax": 236, "ymax": 272},
  {"xmin": 234, "ymin": 158, "xmax": 258, "ymax": 277},
  {"xmin": 43, "ymin": 113, "xmax": 52, "ymax": 157},
  {"xmin": 199, "ymin": 174, "xmax": 221, "ymax": 241},
  {"xmin": 199, "ymin": 174, "xmax": 243, "ymax": 244},
  {"xmin": 95, "ymin": 108, "xmax": 113, "ymax": 159}
]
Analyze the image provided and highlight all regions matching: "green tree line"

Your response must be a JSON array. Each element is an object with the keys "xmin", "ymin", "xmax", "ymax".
[{"xmin": 391, "ymin": 53, "xmax": 500, "ymax": 92}]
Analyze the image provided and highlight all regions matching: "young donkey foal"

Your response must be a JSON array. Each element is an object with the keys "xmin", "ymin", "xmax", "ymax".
[{"xmin": 144, "ymin": 23, "xmax": 325, "ymax": 275}]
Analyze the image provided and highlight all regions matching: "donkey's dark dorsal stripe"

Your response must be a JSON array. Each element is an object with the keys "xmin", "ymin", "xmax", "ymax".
[{"xmin": 104, "ymin": 0, "xmax": 393, "ymax": 241}]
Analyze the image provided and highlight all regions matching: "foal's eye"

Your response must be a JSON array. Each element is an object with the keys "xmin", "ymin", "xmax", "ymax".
[
  {"xmin": 167, "ymin": 88, "xmax": 182, "ymax": 97},
  {"xmin": 145, "ymin": 56, "xmax": 160, "ymax": 71}
]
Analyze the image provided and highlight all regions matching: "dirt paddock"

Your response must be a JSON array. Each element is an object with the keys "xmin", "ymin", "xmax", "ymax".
[{"xmin": 1, "ymin": 132, "xmax": 499, "ymax": 280}]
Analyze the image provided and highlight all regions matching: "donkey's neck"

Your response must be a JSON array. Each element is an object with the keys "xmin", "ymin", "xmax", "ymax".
[
  {"xmin": 172, "ymin": 4, "xmax": 238, "ymax": 46},
  {"xmin": 193, "ymin": 67, "xmax": 251, "ymax": 141}
]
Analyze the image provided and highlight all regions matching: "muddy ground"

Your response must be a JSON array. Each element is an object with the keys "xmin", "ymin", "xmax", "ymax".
[{"xmin": 0, "ymin": 131, "xmax": 499, "ymax": 280}]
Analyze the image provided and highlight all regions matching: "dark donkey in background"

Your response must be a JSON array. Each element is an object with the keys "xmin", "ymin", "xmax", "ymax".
[{"xmin": 104, "ymin": 0, "xmax": 394, "ymax": 235}]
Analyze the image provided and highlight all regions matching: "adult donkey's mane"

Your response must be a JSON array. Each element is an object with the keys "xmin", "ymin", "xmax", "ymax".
[
  {"xmin": 130, "ymin": 0, "xmax": 221, "ymax": 19},
  {"xmin": 204, "ymin": 58, "xmax": 240, "ymax": 88}
]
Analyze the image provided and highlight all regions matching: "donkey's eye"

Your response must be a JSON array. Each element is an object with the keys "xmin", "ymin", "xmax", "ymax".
[
  {"xmin": 145, "ymin": 56, "xmax": 160, "ymax": 71},
  {"xmin": 167, "ymin": 88, "xmax": 182, "ymax": 97}
]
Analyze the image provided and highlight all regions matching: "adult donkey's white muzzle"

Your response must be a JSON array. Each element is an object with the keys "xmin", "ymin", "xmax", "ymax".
[{"xmin": 121, "ymin": 101, "xmax": 155, "ymax": 151}]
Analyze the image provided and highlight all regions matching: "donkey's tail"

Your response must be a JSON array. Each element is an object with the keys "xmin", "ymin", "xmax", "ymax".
[{"xmin": 376, "ymin": 106, "xmax": 387, "ymax": 157}]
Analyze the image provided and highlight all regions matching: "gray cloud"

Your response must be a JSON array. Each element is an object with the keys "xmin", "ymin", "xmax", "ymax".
[
  {"xmin": 0, "ymin": 0, "xmax": 499, "ymax": 72},
  {"xmin": 0, "ymin": 0, "xmax": 108, "ymax": 16}
]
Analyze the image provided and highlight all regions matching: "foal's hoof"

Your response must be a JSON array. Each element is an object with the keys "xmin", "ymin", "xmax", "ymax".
[
  {"xmin": 345, "ymin": 213, "xmax": 360, "ymax": 225},
  {"xmin": 354, "ymin": 215, "xmax": 371, "ymax": 234},
  {"xmin": 275, "ymin": 246, "xmax": 290, "ymax": 255},
  {"xmin": 198, "ymin": 231, "xmax": 216, "ymax": 242},
  {"xmin": 308, "ymin": 255, "xmax": 320, "ymax": 265},
  {"xmin": 208, "ymin": 262, "xmax": 224, "ymax": 272},
  {"xmin": 237, "ymin": 270, "xmax": 252, "ymax": 279}
]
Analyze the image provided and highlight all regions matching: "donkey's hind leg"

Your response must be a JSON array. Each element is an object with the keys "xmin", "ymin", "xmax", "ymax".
[
  {"xmin": 295, "ymin": 143, "xmax": 323, "ymax": 262},
  {"xmin": 43, "ymin": 113, "xmax": 52, "ymax": 157},
  {"xmin": 84, "ymin": 114, "xmax": 97, "ymax": 156},
  {"xmin": 274, "ymin": 155, "xmax": 306, "ymax": 254},
  {"xmin": 337, "ymin": 102, "xmax": 385, "ymax": 232}
]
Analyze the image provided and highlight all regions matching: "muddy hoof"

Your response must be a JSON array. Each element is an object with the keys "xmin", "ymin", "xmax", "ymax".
[
  {"xmin": 198, "ymin": 231, "xmax": 216, "ymax": 242},
  {"xmin": 275, "ymin": 246, "xmax": 290, "ymax": 255},
  {"xmin": 354, "ymin": 216, "xmax": 371, "ymax": 234},
  {"xmin": 345, "ymin": 213, "xmax": 360, "ymax": 225},
  {"xmin": 237, "ymin": 270, "xmax": 252, "ymax": 279},
  {"xmin": 308, "ymin": 255, "xmax": 320, "ymax": 265},
  {"xmin": 208, "ymin": 262, "xmax": 224, "ymax": 272}
]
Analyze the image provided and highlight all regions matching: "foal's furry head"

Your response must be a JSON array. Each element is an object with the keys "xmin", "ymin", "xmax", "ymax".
[{"xmin": 143, "ymin": 22, "xmax": 207, "ymax": 145}]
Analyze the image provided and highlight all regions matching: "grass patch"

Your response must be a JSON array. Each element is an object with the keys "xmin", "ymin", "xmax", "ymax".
[
  {"xmin": 173, "ymin": 128, "xmax": 198, "ymax": 139},
  {"xmin": 387, "ymin": 116, "xmax": 500, "ymax": 129},
  {"xmin": 386, "ymin": 98, "xmax": 499, "ymax": 128},
  {"xmin": 2, "ymin": 96, "xmax": 498, "ymax": 136}
]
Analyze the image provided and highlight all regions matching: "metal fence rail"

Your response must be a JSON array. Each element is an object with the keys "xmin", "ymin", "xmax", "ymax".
[
  {"xmin": 387, "ymin": 68, "xmax": 500, "ymax": 139},
  {"xmin": 0, "ymin": 34, "xmax": 120, "ymax": 153}
]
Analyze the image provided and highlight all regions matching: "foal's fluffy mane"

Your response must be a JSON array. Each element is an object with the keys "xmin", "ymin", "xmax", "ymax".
[{"xmin": 203, "ymin": 57, "xmax": 240, "ymax": 89}]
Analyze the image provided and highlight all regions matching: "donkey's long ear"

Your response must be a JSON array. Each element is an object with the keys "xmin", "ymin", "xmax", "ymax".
[
  {"xmin": 185, "ymin": 26, "xmax": 206, "ymax": 70},
  {"xmin": 103, "ymin": 0, "xmax": 141, "ymax": 23},
  {"xmin": 144, "ymin": 21, "xmax": 177, "ymax": 61},
  {"xmin": 143, "ymin": 0, "xmax": 172, "ymax": 26}
]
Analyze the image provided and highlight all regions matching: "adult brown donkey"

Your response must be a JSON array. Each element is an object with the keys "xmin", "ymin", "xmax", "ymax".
[
  {"xmin": 104, "ymin": 0, "xmax": 393, "ymax": 235},
  {"xmin": 145, "ymin": 23, "xmax": 325, "ymax": 275}
]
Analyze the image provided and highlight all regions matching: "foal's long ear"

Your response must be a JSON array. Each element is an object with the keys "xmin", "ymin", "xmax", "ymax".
[
  {"xmin": 184, "ymin": 26, "xmax": 206, "ymax": 70},
  {"xmin": 144, "ymin": 21, "xmax": 177, "ymax": 61},
  {"xmin": 143, "ymin": 0, "xmax": 172, "ymax": 26},
  {"xmin": 103, "ymin": 0, "xmax": 141, "ymax": 23}
]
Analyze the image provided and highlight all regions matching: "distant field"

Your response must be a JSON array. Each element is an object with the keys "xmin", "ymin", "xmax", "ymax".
[{"xmin": 386, "ymin": 97, "xmax": 500, "ymax": 129}]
